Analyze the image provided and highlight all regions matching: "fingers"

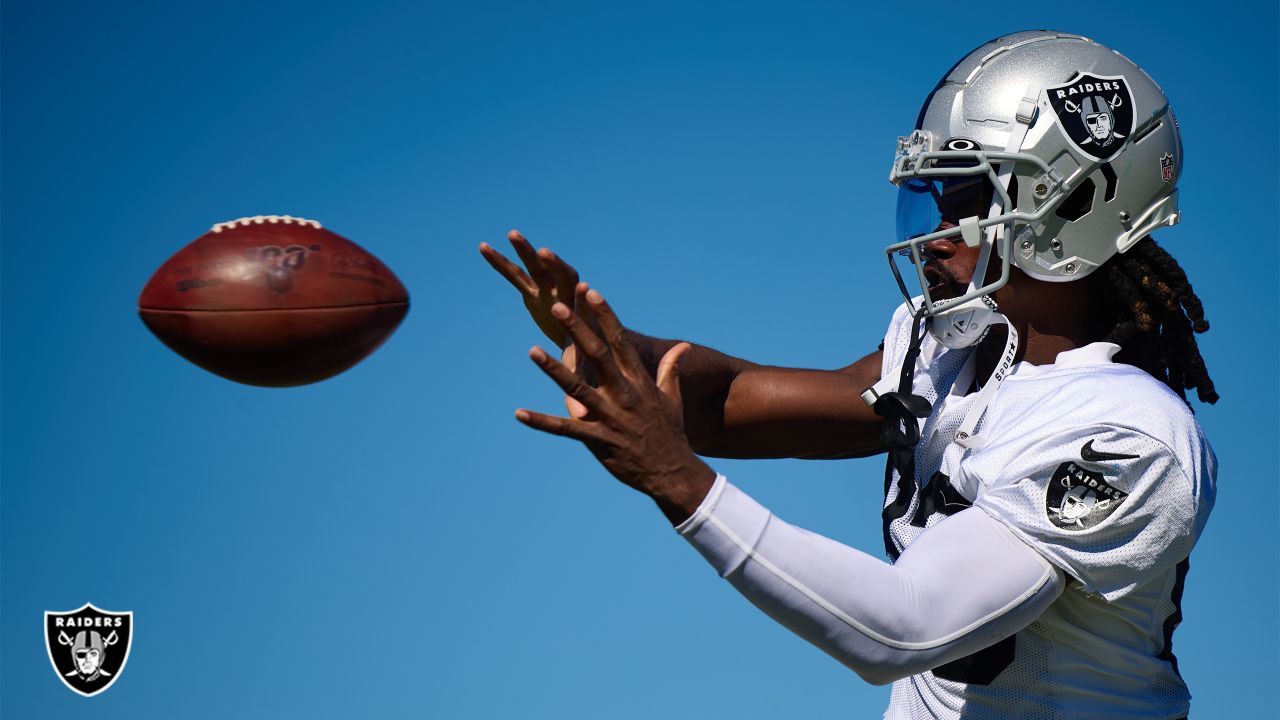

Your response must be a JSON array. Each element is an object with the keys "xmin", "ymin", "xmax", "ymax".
[
  {"xmin": 485, "ymin": 230, "xmax": 581, "ymax": 313},
  {"xmin": 572, "ymin": 281, "xmax": 594, "ymax": 324},
  {"xmin": 514, "ymin": 408, "xmax": 612, "ymax": 443},
  {"xmin": 539, "ymin": 247, "xmax": 580, "ymax": 306},
  {"xmin": 551, "ymin": 302, "xmax": 629, "ymax": 393},
  {"xmin": 508, "ymin": 230, "xmax": 557, "ymax": 294},
  {"xmin": 529, "ymin": 346, "xmax": 606, "ymax": 416},
  {"xmin": 478, "ymin": 241, "xmax": 535, "ymax": 294},
  {"xmin": 561, "ymin": 345, "xmax": 592, "ymax": 419},
  {"xmin": 581, "ymin": 288, "xmax": 646, "ymax": 375}
]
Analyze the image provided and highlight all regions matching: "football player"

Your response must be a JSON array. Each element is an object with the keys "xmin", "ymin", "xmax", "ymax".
[{"xmin": 483, "ymin": 30, "xmax": 1216, "ymax": 719}]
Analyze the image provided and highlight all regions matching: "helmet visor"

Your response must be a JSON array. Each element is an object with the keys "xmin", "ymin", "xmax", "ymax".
[{"xmin": 894, "ymin": 175, "xmax": 995, "ymax": 245}]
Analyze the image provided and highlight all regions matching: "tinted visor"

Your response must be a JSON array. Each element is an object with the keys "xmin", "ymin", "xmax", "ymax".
[{"xmin": 894, "ymin": 175, "xmax": 996, "ymax": 244}]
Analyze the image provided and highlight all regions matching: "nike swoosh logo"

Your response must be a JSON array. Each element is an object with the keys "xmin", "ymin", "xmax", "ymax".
[{"xmin": 1080, "ymin": 440, "xmax": 1140, "ymax": 462}]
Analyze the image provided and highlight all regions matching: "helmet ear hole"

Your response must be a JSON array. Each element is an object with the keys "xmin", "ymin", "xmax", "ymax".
[
  {"xmin": 1099, "ymin": 163, "xmax": 1118, "ymax": 202},
  {"xmin": 1055, "ymin": 178, "xmax": 1096, "ymax": 221}
]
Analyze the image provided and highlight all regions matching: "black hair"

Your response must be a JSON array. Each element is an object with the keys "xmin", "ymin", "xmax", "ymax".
[{"xmin": 1098, "ymin": 237, "xmax": 1218, "ymax": 404}]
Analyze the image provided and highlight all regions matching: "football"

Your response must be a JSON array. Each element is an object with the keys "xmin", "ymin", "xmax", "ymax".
[{"xmin": 138, "ymin": 215, "xmax": 409, "ymax": 387}]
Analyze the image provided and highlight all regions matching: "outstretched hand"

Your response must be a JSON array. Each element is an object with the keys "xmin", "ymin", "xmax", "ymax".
[
  {"xmin": 514, "ymin": 288, "xmax": 716, "ymax": 525},
  {"xmin": 480, "ymin": 230, "xmax": 581, "ymax": 349}
]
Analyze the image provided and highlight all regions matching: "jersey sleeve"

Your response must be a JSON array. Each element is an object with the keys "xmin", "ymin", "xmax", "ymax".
[
  {"xmin": 971, "ymin": 425, "xmax": 1210, "ymax": 601},
  {"xmin": 676, "ymin": 474, "xmax": 1064, "ymax": 685}
]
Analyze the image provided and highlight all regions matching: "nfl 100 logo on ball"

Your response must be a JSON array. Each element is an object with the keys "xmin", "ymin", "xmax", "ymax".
[{"xmin": 44, "ymin": 603, "xmax": 133, "ymax": 697}]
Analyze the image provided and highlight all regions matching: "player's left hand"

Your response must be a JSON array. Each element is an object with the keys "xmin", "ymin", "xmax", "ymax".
[{"xmin": 515, "ymin": 288, "xmax": 716, "ymax": 525}]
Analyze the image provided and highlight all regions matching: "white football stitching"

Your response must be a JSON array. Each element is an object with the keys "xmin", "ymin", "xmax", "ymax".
[{"xmin": 210, "ymin": 215, "xmax": 322, "ymax": 233}]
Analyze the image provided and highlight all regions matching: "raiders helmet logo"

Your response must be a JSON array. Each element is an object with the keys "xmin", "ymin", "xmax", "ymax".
[
  {"xmin": 44, "ymin": 603, "xmax": 133, "ymax": 697},
  {"xmin": 1045, "ymin": 461, "xmax": 1129, "ymax": 531},
  {"xmin": 1046, "ymin": 73, "xmax": 1136, "ymax": 162}
]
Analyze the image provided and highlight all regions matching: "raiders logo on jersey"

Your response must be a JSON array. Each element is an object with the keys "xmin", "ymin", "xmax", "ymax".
[{"xmin": 1045, "ymin": 461, "xmax": 1129, "ymax": 531}]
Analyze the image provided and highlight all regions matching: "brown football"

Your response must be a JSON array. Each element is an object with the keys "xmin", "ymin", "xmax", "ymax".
[{"xmin": 138, "ymin": 215, "xmax": 409, "ymax": 387}]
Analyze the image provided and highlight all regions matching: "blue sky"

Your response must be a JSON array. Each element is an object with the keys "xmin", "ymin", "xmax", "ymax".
[{"xmin": 3, "ymin": 1, "xmax": 1276, "ymax": 717}]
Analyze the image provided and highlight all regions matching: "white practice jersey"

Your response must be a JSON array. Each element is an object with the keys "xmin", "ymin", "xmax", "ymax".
[{"xmin": 878, "ymin": 302, "xmax": 1216, "ymax": 719}]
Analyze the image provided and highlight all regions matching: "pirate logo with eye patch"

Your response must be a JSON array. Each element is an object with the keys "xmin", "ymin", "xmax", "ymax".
[
  {"xmin": 45, "ymin": 603, "xmax": 133, "ymax": 697},
  {"xmin": 1045, "ymin": 461, "xmax": 1129, "ymax": 531},
  {"xmin": 1046, "ymin": 73, "xmax": 1136, "ymax": 162}
]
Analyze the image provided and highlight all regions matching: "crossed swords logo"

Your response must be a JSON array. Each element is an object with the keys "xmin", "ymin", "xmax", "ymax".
[{"xmin": 1060, "ymin": 93, "xmax": 1125, "ymax": 114}]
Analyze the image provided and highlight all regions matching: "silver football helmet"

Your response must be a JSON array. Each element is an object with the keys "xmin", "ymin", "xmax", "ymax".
[{"xmin": 885, "ymin": 31, "xmax": 1183, "ymax": 348}]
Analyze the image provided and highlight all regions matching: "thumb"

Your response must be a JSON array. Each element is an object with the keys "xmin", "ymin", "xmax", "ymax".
[
  {"xmin": 655, "ymin": 342, "xmax": 691, "ymax": 414},
  {"xmin": 561, "ymin": 343, "xmax": 578, "ymax": 371},
  {"xmin": 560, "ymin": 344, "xmax": 591, "ymax": 419}
]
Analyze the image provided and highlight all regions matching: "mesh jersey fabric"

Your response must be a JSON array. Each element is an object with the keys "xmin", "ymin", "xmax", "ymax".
[{"xmin": 878, "ymin": 300, "xmax": 1216, "ymax": 720}]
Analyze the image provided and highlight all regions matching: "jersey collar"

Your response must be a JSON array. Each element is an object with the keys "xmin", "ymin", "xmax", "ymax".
[
  {"xmin": 1051, "ymin": 342, "xmax": 1121, "ymax": 368},
  {"xmin": 1010, "ymin": 342, "xmax": 1121, "ymax": 378}
]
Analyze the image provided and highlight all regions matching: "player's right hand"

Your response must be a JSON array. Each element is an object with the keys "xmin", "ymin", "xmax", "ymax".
[
  {"xmin": 480, "ymin": 230, "xmax": 582, "ymax": 349},
  {"xmin": 482, "ymin": 230, "xmax": 596, "ymax": 419}
]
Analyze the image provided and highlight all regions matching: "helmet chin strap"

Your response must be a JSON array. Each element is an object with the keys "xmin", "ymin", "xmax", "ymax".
[
  {"xmin": 951, "ymin": 312, "xmax": 1018, "ymax": 449},
  {"xmin": 924, "ymin": 289, "xmax": 1021, "ymax": 449},
  {"xmin": 861, "ymin": 299, "xmax": 1019, "ymax": 451},
  {"xmin": 929, "ymin": 87, "xmax": 1035, "ymax": 448},
  {"xmin": 864, "ymin": 89, "xmax": 1037, "ymax": 449}
]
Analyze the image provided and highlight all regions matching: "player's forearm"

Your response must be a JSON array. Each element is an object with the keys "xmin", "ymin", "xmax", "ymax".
[
  {"xmin": 677, "ymin": 477, "xmax": 1064, "ymax": 685},
  {"xmin": 623, "ymin": 330, "xmax": 755, "ymax": 453},
  {"xmin": 624, "ymin": 332, "xmax": 885, "ymax": 459},
  {"xmin": 712, "ymin": 363, "xmax": 886, "ymax": 459}
]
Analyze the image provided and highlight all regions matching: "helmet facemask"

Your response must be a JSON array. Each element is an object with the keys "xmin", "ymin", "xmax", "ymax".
[{"xmin": 884, "ymin": 130, "xmax": 1068, "ymax": 348}]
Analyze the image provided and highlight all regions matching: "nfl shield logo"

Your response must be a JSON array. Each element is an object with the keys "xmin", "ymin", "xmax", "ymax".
[
  {"xmin": 44, "ymin": 603, "xmax": 133, "ymax": 697},
  {"xmin": 1160, "ymin": 153, "xmax": 1175, "ymax": 182}
]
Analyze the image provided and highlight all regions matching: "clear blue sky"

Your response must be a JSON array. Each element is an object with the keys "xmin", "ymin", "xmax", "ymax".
[{"xmin": 3, "ymin": 2, "xmax": 1276, "ymax": 717}]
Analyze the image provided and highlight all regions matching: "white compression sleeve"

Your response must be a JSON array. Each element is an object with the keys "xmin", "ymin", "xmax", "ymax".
[{"xmin": 677, "ymin": 475, "xmax": 1065, "ymax": 685}]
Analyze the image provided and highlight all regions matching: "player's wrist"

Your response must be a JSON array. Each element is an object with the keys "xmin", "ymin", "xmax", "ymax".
[{"xmin": 650, "ymin": 459, "xmax": 718, "ymax": 526}]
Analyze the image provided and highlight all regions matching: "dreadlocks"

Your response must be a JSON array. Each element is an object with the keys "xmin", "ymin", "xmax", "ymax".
[{"xmin": 1097, "ymin": 236, "xmax": 1218, "ymax": 405}]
